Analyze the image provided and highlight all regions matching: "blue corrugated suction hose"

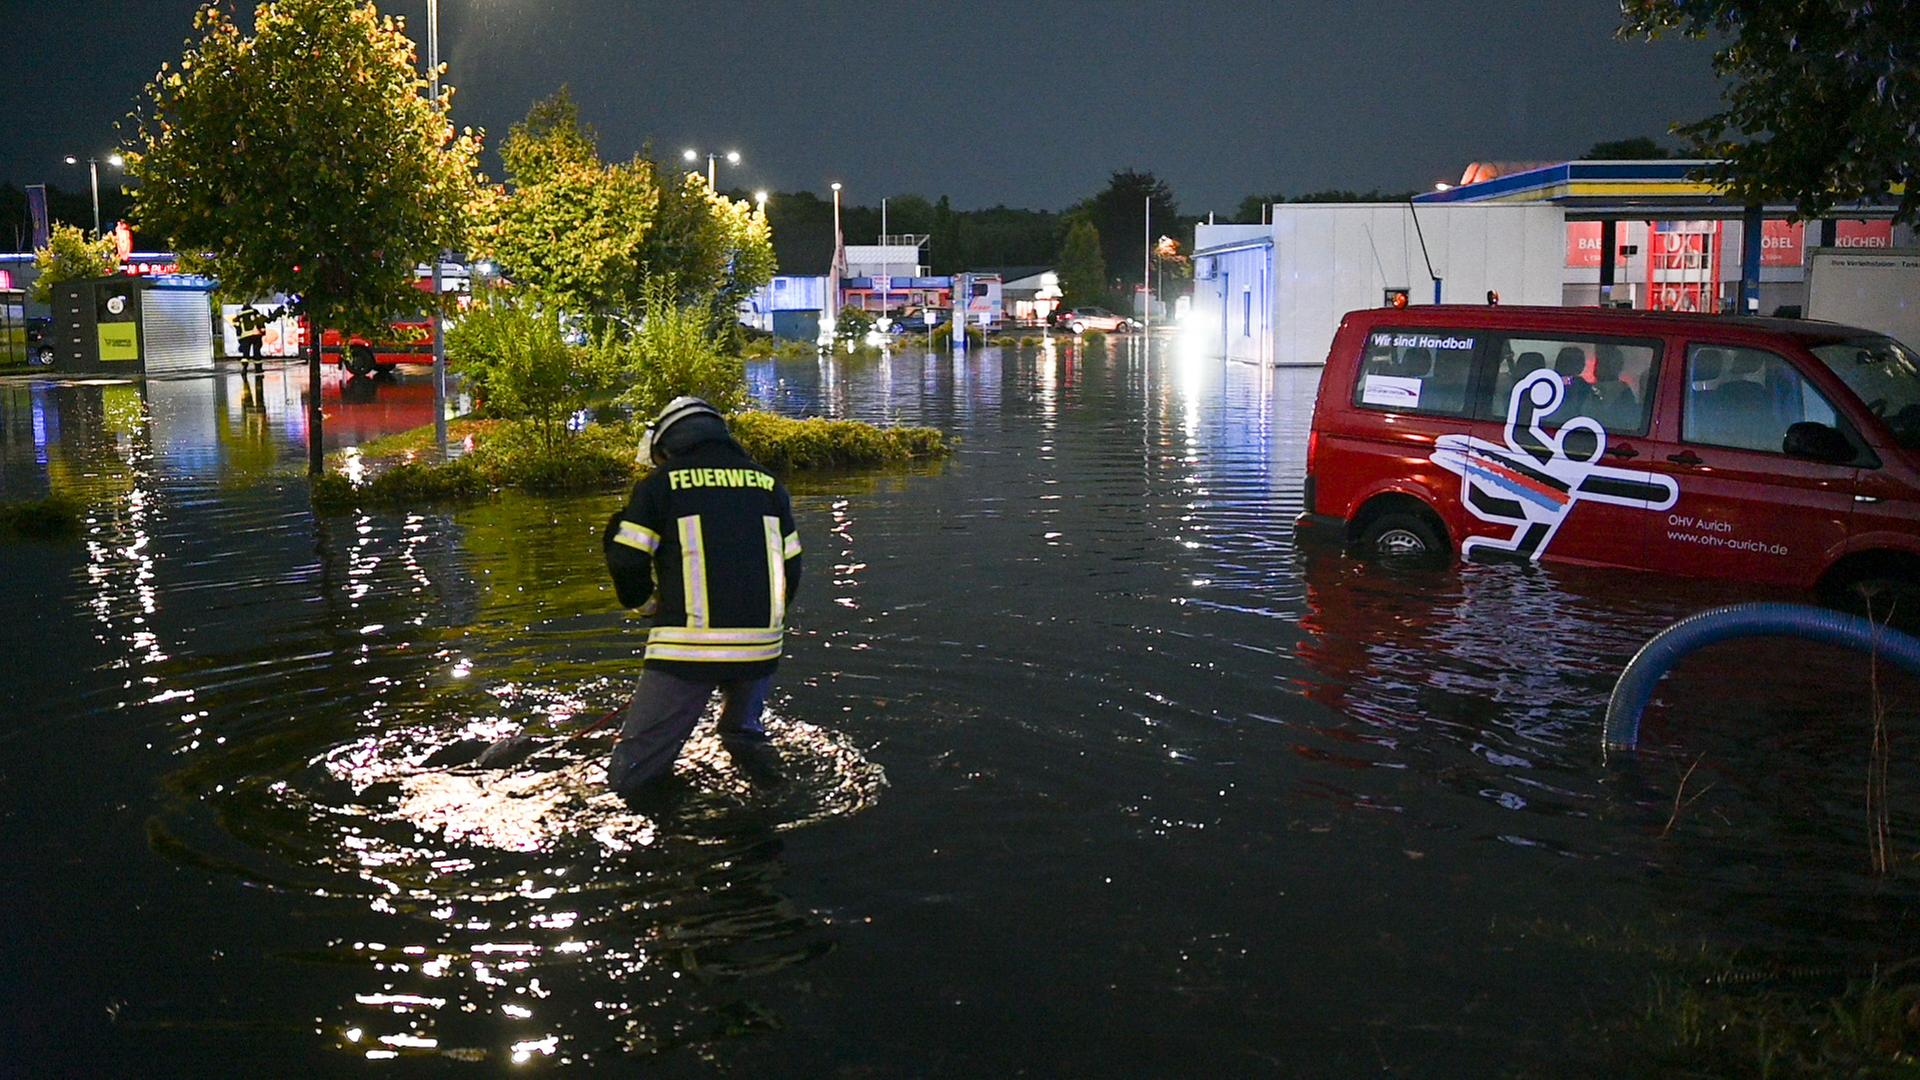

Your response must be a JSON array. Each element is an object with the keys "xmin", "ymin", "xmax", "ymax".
[{"xmin": 1604, "ymin": 602, "xmax": 1920, "ymax": 755}]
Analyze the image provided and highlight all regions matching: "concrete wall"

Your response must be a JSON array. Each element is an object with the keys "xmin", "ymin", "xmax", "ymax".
[
  {"xmin": 1195, "ymin": 205, "xmax": 1565, "ymax": 366},
  {"xmin": 1191, "ymin": 235, "xmax": 1271, "ymax": 364}
]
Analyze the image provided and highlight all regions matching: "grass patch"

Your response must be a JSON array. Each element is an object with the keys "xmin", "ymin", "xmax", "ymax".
[
  {"xmin": 1636, "ymin": 968, "xmax": 1920, "ymax": 1076},
  {"xmin": 0, "ymin": 494, "xmax": 84, "ymax": 539},
  {"xmin": 1081, "ymin": 329, "xmax": 1108, "ymax": 349},
  {"xmin": 314, "ymin": 412, "xmax": 948, "ymax": 510},
  {"xmin": 346, "ymin": 418, "xmax": 505, "ymax": 463}
]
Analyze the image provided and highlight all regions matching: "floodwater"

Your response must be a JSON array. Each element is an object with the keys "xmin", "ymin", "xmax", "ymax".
[{"xmin": 2, "ymin": 345, "xmax": 1916, "ymax": 1075}]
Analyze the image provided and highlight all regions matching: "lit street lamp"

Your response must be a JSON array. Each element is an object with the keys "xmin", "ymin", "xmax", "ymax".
[
  {"xmin": 683, "ymin": 148, "xmax": 740, "ymax": 188},
  {"xmin": 62, "ymin": 152, "xmax": 123, "ymax": 234},
  {"xmin": 830, "ymin": 182, "xmax": 843, "ymax": 312}
]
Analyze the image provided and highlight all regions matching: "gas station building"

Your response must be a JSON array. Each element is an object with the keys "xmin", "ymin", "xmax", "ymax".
[{"xmin": 1413, "ymin": 159, "xmax": 1914, "ymax": 315}]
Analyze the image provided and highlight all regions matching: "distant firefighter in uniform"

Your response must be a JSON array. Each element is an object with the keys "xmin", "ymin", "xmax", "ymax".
[
  {"xmin": 233, "ymin": 303, "xmax": 282, "ymax": 372},
  {"xmin": 602, "ymin": 397, "xmax": 804, "ymax": 797}
]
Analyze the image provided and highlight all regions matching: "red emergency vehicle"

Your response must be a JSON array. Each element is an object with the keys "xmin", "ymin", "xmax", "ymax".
[
  {"xmin": 306, "ymin": 266, "xmax": 466, "ymax": 377},
  {"xmin": 1300, "ymin": 306, "xmax": 1920, "ymax": 606}
]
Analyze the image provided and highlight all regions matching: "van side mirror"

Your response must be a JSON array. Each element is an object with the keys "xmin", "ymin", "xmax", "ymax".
[{"xmin": 1782, "ymin": 421, "xmax": 1854, "ymax": 463}]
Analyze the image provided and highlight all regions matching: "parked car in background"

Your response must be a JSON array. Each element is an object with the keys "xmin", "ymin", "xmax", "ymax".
[
  {"xmin": 1300, "ymin": 304, "xmax": 1920, "ymax": 611},
  {"xmin": 1059, "ymin": 306, "xmax": 1138, "ymax": 334},
  {"xmin": 26, "ymin": 316, "xmax": 54, "ymax": 365},
  {"xmin": 889, "ymin": 308, "xmax": 948, "ymax": 334}
]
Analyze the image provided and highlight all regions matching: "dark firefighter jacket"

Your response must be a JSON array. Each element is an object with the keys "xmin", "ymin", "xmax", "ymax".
[
  {"xmin": 233, "ymin": 306, "xmax": 279, "ymax": 339},
  {"xmin": 603, "ymin": 434, "xmax": 802, "ymax": 682}
]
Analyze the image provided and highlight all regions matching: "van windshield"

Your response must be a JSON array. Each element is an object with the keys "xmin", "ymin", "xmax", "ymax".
[{"xmin": 1810, "ymin": 337, "xmax": 1920, "ymax": 450}]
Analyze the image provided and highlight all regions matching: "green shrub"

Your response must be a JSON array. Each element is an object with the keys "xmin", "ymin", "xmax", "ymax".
[
  {"xmin": 466, "ymin": 418, "xmax": 636, "ymax": 492},
  {"xmin": 1019, "ymin": 335, "xmax": 1042, "ymax": 348},
  {"xmin": 772, "ymin": 338, "xmax": 817, "ymax": 361},
  {"xmin": 729, "ymin": 411, "xmax": 948, "ymax": 471},
  {"xmin": 833, "ymin": 304, "xmax": 875, "ymax": 344},
  {"xmin": 608, "ymin": 277, "xmax": 746, "ymax": 418},
  {"xmin": 312, "ymin": 457, "xmax": 491, "ymax": 511},
  {"xmin": 930, "ymin": 323, "xmax": 985, "ymax": 348},
  {"xmin": 447, "ymin": 299, "xmax": 610, "ymax": 443},
  {"xmin": 0, "ymin": 494, "xmax": 84, "ymax": 538},
  {"xmin": 30, "ymin": 224, "xmax": 117, "ymax": 304},
  {"xmin": 1082, "ymin": 329, "xmax": 1108, "ymax": 349}
]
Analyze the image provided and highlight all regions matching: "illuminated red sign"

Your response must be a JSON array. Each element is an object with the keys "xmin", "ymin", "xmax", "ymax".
[
  {"xmin": 1834, "ymin": 219, "xmax": 1894, "ymax": 248},
  {"xmin": 1760, "ymin": 219, "xmax": 1802, "ymax": 267}
]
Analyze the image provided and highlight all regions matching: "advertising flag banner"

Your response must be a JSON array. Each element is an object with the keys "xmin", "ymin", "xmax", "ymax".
[{"xmin": 26, "ymin": 185, "xmax": 49, "ymax": 250}]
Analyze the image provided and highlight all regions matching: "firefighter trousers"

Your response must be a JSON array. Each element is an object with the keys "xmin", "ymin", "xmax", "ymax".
[{"xmin": 606, "ymin": 667, "xmax": 773, "ymax": 797}]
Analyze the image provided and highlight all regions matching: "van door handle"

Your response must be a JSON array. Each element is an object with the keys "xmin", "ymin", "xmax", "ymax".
[
  {"xmin": 1666, "ymin": 451, "xmax": 1702, "ymax": 466},
  {"xmin": 1604, "ymin": 444, "xmax": 1639, "ymax": 460}
]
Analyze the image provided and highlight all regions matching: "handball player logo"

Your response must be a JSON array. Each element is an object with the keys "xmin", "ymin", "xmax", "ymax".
[{"xmin": 1431, "ymin": 370, "xmax": 1678, "ymax": 562}]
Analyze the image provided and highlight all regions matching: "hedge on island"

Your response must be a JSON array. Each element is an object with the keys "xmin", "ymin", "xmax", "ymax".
[{"xmin": 312, "ymin": 412, "xmax": 949, "ymax": 510}]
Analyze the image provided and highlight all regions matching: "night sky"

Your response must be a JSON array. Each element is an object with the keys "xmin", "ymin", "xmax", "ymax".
[{"xmin": 0, "ymin": 0, "xmax": 1723, "ymax": 214}]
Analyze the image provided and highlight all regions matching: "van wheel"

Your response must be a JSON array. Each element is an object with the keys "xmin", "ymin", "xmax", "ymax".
[
  {"xmin": 1819, "ymin": 559, "xmax": 1920, "ymax": 631},
  {"xmin": 1358, "ymin": 511, "xmax": 1446, "ymax": 563},
  {"xmin": 344, "ymin": 344, "xmax": 377, "ymax": 378}
]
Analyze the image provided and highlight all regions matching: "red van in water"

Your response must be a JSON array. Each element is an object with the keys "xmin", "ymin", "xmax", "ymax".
[{"xmin": 1299, "ymin": 306, "xmax": 1920, "ymax": 605}]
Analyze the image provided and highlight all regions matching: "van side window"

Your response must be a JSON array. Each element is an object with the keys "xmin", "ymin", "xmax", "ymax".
[
  {"xmin": 1682, "ymin": 345, "xmax": 1840, "ymax": 454},
  {"xmin": 1482, "ymin": 335, "xmax": 1659, "ymax": 435},
  {"xmin": 1350, "ymin": 328, "xmax": 1478, "ymax": 417}
]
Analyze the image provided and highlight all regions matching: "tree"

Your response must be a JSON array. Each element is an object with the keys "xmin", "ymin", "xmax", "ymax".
[
  {"xmin": 479, "ymin": 91, "xmax": 772, "ymax": 330},
  {"xmin": 1583, "ymin": 136, "xmax": 1671, "ymax": 160},
  {"xmin": 128, "ymin": 0, "xmax": 483, "ymax": 471},
  {"xmin": 30, "ymin": 223, "xmax": 118, "ymax": 303},
  {"xmin": 639, "ymin": 167, "xmax": 774, "ymax": 334},
  {"xmin": 1622, "ymin": 0, "xmax": 1920, "ymax": 223},
  {"xmin": 1055, "ymin": 217, "xmax": 1107, "ymax": 309},
  {"xmin": 477, "ymin": 88, "xmax": 657, "ymax": 314},
  {"xmin": 1082, "ymin": 170, "xmax": 1179, "ymax": 292}
]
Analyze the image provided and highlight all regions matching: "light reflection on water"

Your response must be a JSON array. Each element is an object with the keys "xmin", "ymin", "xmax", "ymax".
[{"xmin": 2, "ymin": 350, "xmax": 1917, "ymax": 1074}]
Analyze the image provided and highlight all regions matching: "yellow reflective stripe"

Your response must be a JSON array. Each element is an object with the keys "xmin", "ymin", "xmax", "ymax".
[
  {"xmin": 764, "ymin": 516, "xmax": 787, "ymax": 629},
  {"xmin": 613, "ymin": 520, "xmax": 660, "ymax": 553},
  {"xmin": 677, "ymin": 515, "xmax": 709, "ymax": 628},
  {"xmin": 648, "ymin": 625, "xmax": 783, "ymax": 646},
  {"xmin": 645, "ymin": 641, "xmax": 784, "ymax": 663},
  {"xmin": 783, "ymin": 531, "xmax": 802, "ymax": 559}
]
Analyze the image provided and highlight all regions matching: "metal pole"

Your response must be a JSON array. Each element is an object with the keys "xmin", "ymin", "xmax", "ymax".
[
  {"xmin": 89, "ymin": 158, "xmax": 100, "ymax": 235},
  {"xmin": 428, "ymin": 0, "xmax": 448, "ymax": 457},
  {"xmin": 880, "ymin": 197, "xmax": 887, "ymax": 321},
  {"xmin": 308, "ymin": 308, "xmax": 324, "ymax": 476},
  {"xmin": 707, "ymin": 153, "xmax": 716, "ymax": 188},
  {"xmin": 1143, "ymin": 194, "xmax": 1151, "ymax": 334}
]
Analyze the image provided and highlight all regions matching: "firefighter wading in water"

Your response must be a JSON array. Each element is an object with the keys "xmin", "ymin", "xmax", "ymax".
[{"xmin": 602, "ymin": 397, "xmax": 803, "ymax": 797}]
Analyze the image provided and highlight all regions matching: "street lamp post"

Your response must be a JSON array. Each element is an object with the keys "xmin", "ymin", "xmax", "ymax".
[
  {"xmin": 683, "ymin": 148, "xmax": 740, "ymax": 188},
  {"xmin": 830, "ymin": 182, "xmax": 843, "ymax": 313},
  {"xmin": 62, "ymin": 153, "xmax": 123, "ymax": 235},
  {"xmin": 752, "ymin": 191, "xmax": 768, "ymax": 330},
  {"xmin": 428, "ymin": 0, "xmax": 448, "ymax": 457}
]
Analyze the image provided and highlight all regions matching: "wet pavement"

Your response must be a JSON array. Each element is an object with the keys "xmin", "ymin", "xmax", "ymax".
[{"xmin": 1, "ymin": 347, "xmax": 1916, "ymax": 1075}]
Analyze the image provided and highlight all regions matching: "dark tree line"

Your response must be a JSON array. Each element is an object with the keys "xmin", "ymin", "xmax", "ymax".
[{"xmin": 0, "ymin": 182, "xmax": 136, "ymax": 248}]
